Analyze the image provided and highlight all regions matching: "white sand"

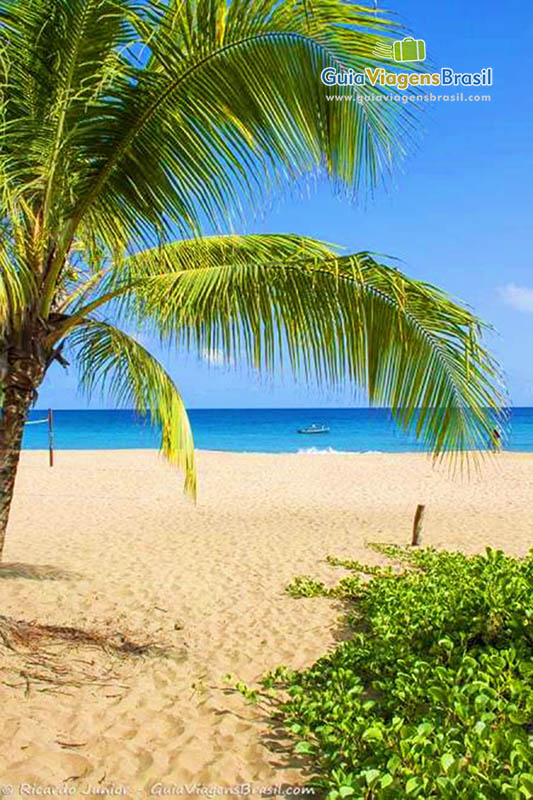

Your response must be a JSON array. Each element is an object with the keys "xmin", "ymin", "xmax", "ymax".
[{"xmin": 0, "ymin": 450, "xmax": 532, "ymax": 796}]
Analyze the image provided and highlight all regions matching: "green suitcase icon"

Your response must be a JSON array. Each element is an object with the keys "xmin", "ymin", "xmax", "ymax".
[{"xmin": 393, "ymin": 37, "xmax": 426, "ymax": 63}]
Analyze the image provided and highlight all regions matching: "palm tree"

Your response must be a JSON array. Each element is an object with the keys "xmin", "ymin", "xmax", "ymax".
[{"xmin": 0, "ymin": 0, "xmax": 503, "ymax": 560}]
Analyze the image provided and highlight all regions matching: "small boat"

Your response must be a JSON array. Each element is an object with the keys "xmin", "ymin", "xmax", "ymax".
[{"xmin": 297, "ymin": 424, "xmax": 330, "ymax": 434}]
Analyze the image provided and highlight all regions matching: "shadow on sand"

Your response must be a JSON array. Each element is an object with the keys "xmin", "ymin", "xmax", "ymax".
[{"xmin": 214, "ymin": 598, "xmax": 356, "ymax": 797}]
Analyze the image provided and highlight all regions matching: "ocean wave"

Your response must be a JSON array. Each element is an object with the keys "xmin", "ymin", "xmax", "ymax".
[{"xmin": 295, "ymin": 447, "xmax": 384, "ymax": 455}]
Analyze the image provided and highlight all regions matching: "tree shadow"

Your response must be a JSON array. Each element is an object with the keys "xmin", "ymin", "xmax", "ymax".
[
  {"xmin": 212, "ymin": 700, "xmax": 323, "ymax": 796},
  {"xmin": 0, "ymin": 562, "xmax": 79, "ymax": 581},
  {"xmin": 327, "ymin": 599, "xmax": 356, "ymax": 643},
  {"xmin": 213, "ymin": 598, "xmax": 362, "ymax": 796}
]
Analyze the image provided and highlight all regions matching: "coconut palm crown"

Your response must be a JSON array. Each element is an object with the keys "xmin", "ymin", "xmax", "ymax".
[{"xmin": 0, "ymin": 0, "xmax": 504, "ymax": 558}]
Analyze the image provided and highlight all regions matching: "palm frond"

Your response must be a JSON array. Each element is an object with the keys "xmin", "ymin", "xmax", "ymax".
[
  {"xmin": 0, "ymin": 181, "xmax": 38, "ymax": 330},
  {"xmin": 69, "ymin": 319, "xmax": 196, "ymax": 497},
  {"xmin": 100, "ymin": 234, "xmax": 504, "ymax": 461},
  {"xmin": 0, "ymin": 2, "xmax": 506, "ymax": 480},
  {"xmin": 0, "ymin": 0, "xmax": 422, "ymax": 310},
  {"xmin": 37, "ymin": 0, "xmax": 420, "ymax": 252}
]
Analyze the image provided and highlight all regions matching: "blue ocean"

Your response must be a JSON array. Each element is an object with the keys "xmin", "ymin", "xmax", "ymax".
[{"xmin": 21, "ymin": 408, "xmax": 533, "ymax": 453}]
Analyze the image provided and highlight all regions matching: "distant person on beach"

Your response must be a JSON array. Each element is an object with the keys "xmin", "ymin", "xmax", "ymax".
[{"xmin": 490, "ymin": 428, "xmax": 502, "ymax": 452}]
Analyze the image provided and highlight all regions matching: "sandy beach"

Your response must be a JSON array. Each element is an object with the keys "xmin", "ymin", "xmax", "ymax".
[{"xmin": 1, "ymin": 449, "xmax": 532, "ymax": 796}]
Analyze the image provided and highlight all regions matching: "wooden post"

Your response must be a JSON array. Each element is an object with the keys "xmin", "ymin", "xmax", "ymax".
[
  {"xmin": 47, "ymin": 409, "xmax": 54, "ymax": 468},
  {"xmin": 411, "ymin": 504, "xmax": 425, "ymax": 546}
]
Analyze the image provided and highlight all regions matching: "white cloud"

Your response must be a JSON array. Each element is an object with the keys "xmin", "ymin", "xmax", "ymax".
[
  {"xmin": 201, "ymin": 348, "xmax": 232, "ymax": 367},
  {"xmin": 499, "ymin": 283, "xmax": 533, "ymax": 313}
]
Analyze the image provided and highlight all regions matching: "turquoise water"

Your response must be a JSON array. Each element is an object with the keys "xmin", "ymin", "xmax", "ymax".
[{"xmin": 21, "ymin": 408, "xmax": 533, "ymax": 453}]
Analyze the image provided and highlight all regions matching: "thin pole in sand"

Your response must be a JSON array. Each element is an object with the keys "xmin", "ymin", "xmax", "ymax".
[
  {"xmin": 48, "ymin": 409, "xmax": 54, "ymax": 467},
  {"xmin": 411, "ymin": 504, "xmax": 425, "ymax": 546}
]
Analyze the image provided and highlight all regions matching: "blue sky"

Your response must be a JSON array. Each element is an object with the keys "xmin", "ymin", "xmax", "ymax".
[{"xmin": 39, "ymin": 0, "xmax": 533, "ymax": 409}]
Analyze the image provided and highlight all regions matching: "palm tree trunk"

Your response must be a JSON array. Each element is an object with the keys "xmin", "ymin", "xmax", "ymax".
[
  {"xmin": 0, "ymin": 377, "xmax": 37, "ymax": 561},
  {"xmin": 0, "ymin": 329, "xmax": 42, "ymax": 561}
]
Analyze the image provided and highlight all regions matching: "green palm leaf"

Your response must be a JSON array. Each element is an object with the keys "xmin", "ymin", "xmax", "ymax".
[
  {"xmin": 0, "ymin": 0, "xmax": 506, "ymax": 546},
  {"xmin": 61, "ymin": 234, "xmax": 504, "ymax": 467},
  {"xmin": 70, "ymin": 319, "xmax": 196, "ymax": 496},
  {"xmin": 0, "ymin": 0, "xmax": 421, "ymax": 303}
]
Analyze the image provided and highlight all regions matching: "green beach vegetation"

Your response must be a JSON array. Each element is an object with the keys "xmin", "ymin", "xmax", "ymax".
[
  {"xmin": 241, "ymin": 547, "xmax": 533, "ymax": 798},
  {"xmin": 0, "ymin": 0, "xmax": 505, "ymax": 558}
]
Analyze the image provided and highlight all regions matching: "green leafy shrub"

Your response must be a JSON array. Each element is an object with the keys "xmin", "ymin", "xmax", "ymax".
[
  {"xmin": 266, "ymin": 547, "xmax": 533, "ymax": 799},
  {"xmin": 286, "ymin": 575, "xmax": 331, "ymax": 598}
]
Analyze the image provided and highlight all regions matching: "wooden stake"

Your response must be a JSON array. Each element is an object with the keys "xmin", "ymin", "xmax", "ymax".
[
  {"xmin": 411, "ymin": 504, "xmax": 425, "ymax": 546},
  {"xmin": 48, "ymin": 409, "xmax": 54, "ymax": 468}
]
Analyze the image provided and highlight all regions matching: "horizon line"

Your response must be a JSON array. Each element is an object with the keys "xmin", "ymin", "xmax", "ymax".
[{"xmin": 31, "ymin": 405, "xmax": 524, "ymax": 412}]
